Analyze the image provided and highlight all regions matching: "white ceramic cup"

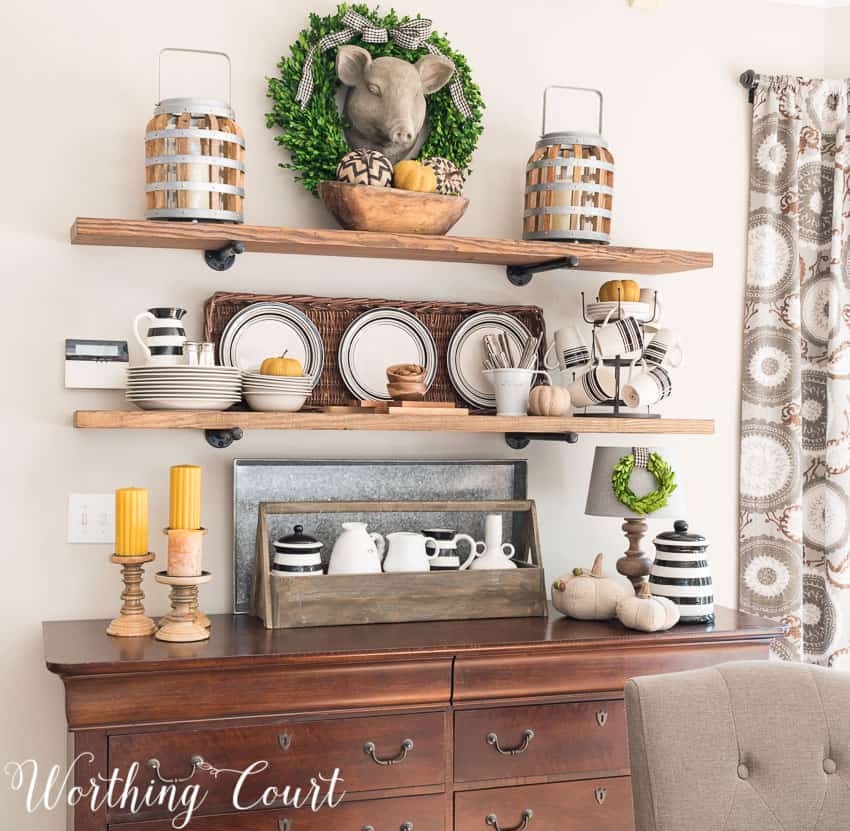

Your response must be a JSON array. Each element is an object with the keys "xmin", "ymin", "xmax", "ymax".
[
  {"xmin": 567, "ymin": 365, "xmax": 617, "ymax": 407},
  {"xmin": 643, "ymin": 328, "xmax": 683, "ymax": 368},
  {"xmin": 592, "ymin": 308, "xmax": 645, "ymax": 360},
  {"xmin": 640, "ymin": 288, "xmax": 664, "ymax": 324},
  {"xmin": 484, "ymin": 368, "xmax": 551, "ymax": 416},
  {"xmin": 622, "ymin": 363, "xmax": 673, "ymax": 408},
  {"xmin": 383, "ymin": 531, "xmax": 440, "ymax": 573},
  {"xmin": 544, "ymin": 326, "xmax": 591, "ymax": 371}
]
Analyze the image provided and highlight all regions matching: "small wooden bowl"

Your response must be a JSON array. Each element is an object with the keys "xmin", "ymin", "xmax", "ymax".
[
  {"xmin": 319, "ymin": 181, "xmax": 469, "ymax": 235},
  {"xmin": 387, "ymin": 363, "xmax": 427, "ymax": 384},
  {"xmin": 387, "ymin": 381, "xmax": 426, "ymax": 401}
]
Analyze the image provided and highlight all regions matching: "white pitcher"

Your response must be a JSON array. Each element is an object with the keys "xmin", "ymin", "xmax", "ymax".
[
  {"xmin": 133, "ymin": 307, "xmax": 188, "ymax": 366},
  {"xmin": 328, "ymin": 522, "xmax": 385, "ymax": 575},
  {"xmin": 384, "ymin": 531, "xmax": 440, "ymax": 573}
]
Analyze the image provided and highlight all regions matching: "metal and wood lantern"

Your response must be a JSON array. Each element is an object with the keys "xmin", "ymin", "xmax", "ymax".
[
  {"xmin": 144, "ymin": 49, "xmax": 244, "ymax": 223},
  {"xmin": 523, "ymin": 85, "xmax": 613, "ymax": 243}
]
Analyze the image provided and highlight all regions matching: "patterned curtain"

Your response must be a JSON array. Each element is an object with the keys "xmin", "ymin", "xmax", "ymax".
[{"xmin": 740, "ymin": 76, "xmax": 850, "ymax": 666}]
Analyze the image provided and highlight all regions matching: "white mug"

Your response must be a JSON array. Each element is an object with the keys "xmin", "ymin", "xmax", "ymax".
[
  {"xmin": 568, "ymin": 365, "xmax": 617, "ymax": 407},
  {"xmin": 640, "ymin": 288, "xmax": 664, "ymax": 324},
  {"xmin": 422, "ymin": 529, "xmax": 478, "ymax": 570},
  {"xmin": 644, "ymin": 328, "xmax": 683, "ymax": 368},
  {"xmin": 544, "ymin": 326, "xmax": 590, "ymax": 371},
  {"xmin": 593, "ymin": 308, "xmax": 644, "ymax": 360},
  {"xmin": 622, "ymin": 364, "xmax": 673, "ymax": 408},
  {"xmin": 484, "ymin": 368, "xmax": 551, "ymax": 416}
]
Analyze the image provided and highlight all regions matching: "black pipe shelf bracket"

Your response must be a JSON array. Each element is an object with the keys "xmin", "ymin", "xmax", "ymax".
[
  {"xmin": 204, "ymin": 240, "xmax": 245, "ymax": 271},
  {"xmin": 205, "ymin": 427, "xmax": 244, "ymax": 449},
  {"xmin": 505, "ymin": 432, "xmax": 580, "ymax": 450},
  {"xmin": 506, "ymin": 255, "xmax": 580, "ymax": 287}
]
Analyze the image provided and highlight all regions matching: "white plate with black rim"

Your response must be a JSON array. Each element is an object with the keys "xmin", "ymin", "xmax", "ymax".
[
  {"xmin": 447, "ymin": 312, "xmax": 532, "ymax": 409},
  {"xmin": 338, "ymin": 308, "xmax": 437, "ymax": 401},
  {"xmin": 218, "ymin": 303, "xmax": 324, "ymax": 377}
]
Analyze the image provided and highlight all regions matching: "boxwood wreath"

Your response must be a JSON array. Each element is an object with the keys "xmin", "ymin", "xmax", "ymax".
[
  {"xmin": 611, "ymin": 451, "xmax": 677, "ymax": 515},
  {"xmin": 266, "ymin": 4, "xmax": 485, "ymax": 195}
]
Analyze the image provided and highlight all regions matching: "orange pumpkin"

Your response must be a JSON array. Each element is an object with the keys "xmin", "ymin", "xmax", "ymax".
[{"xmin": 598, "ymin": 279, "xmax": 640, "ymax": 303}]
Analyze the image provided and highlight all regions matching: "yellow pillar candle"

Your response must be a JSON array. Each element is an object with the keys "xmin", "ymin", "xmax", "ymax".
[
  {"xmin": 169, "ymin": 465, "xmax": 202, "ymax": 530},
  {"xmin": 115, "ymin": 488, "xmax": 149, "ymax": 556}
]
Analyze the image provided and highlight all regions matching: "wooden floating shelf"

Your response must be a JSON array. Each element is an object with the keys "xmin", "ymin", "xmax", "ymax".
[
  {"xmin": 70, "ymin": 218, "xmax": 713, "ymax": 275},
  {"xmin": 74, "ymin": 410, "xmax": 715, "ymax": 435}
]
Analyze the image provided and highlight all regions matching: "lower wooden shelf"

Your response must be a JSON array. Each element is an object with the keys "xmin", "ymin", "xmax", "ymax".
[{"xmin": 74, "ymin": 409, "xmax": 715, "ymax": 435}]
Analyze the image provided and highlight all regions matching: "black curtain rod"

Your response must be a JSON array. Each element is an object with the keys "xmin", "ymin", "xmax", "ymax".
[{"xmin": 739, "ymin": 69, "xmax": 759, "ymax": 103}]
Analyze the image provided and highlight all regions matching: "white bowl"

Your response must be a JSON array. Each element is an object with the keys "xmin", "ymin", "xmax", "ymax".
[{"xmin": 244, "ymin": 391, "xmax": 308, "ymax": 412}]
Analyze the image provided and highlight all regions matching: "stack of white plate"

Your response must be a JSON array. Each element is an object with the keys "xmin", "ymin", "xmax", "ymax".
[
  {"xmin": 127, "ymin": 366, "xmax": 242, "ymax": 411},
  {"xmin": 242, "ymin": 372, "xmax": 317, "ymax": 412}
]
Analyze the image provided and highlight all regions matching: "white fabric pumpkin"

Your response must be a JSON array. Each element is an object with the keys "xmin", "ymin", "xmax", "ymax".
[
  {"xmin": 616, "ymin": 582, "xmax": 680, "ymax": 632},
  {"xmin": 528, "ymin": 384, "xmax": 571, "ymax": 416},
  {"xmin": 551, "ymin": 553, "xmax": 633, "ymax": 620}
]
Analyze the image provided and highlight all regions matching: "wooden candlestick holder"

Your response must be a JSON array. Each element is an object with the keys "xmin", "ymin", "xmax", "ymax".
[
  {"xmin": 155, "ymin": 571, "xmax": 212, "ymax": 643},
  {"xmin": 106, "ymin": 553, "xmax": 157, "ymax": 638},
  {"xmin": 616, "ymin": 517, "xmax": 652, "ymax": 589}
]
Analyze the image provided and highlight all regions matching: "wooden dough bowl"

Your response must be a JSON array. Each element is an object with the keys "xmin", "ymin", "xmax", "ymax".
[{"xmin": 319, "ymin": 181, "xmax": 469, "ymax": 235}]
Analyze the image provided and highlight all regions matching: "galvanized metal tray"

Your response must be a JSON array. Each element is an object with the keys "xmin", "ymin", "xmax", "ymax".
[{"xmin": 232, "ymin": 459, "xmax": 527, "ymax": 613}]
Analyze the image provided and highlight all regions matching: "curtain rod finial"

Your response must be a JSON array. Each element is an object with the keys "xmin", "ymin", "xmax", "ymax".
[{"xmin": 740, "ymin": 70, "xmax": 757, "ymax": 90}]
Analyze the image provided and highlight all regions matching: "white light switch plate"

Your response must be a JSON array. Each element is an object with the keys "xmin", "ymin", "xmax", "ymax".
[{"xmin": 68, "ymin": 494, "xmax": 114, "ymax": 544}]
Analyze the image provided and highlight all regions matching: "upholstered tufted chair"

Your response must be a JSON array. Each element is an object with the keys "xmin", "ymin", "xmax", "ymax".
[{"xmin": 625, "ymin": 661, "xmax": 850, "ymax": 831}]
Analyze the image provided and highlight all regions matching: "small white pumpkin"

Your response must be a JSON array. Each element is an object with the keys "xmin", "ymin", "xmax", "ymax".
[
  {"xmin": 551, "ymin": 553, "xmax": 633, "ymax": 620},
  {"xmin": 616, "ymin": 582, "xmax": 680, "ymax": 632},
  {"xmin": 528, "ymin": 384, "xmax": 571, "ymax": 417}
]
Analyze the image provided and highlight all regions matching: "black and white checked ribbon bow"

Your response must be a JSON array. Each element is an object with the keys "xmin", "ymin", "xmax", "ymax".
[
  {"xmin": 295, "ymin": 9, "xmax": 473, "ymax": 119},
  {"xmin": 632, "ymin": 447, "xmax": 650, "ymax": 469}
]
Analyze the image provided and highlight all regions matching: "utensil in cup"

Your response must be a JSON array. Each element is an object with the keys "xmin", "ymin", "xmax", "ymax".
[{"xmin": 483, "ymin": 368, "xmax": 551, "ymax": 416}]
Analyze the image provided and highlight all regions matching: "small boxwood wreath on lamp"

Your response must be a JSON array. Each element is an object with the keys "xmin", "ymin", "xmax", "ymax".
[{"xmin": 266, "ymin": 4, "xmax": 485, "ymax": 195}]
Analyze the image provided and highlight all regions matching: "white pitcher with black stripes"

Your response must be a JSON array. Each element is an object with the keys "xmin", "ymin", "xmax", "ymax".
[
  {"xmin": 133, "ymin": 307, "xmax": 187, "ymax": 366},
  {"xmin": 649, "ymin": 521, "xmax": 714, "ymax": 623}
]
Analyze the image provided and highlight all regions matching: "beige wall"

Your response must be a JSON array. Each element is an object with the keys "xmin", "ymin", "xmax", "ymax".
[{"xmin": 0, "ymin": 0, "xmax": 831, "ymax": 826}]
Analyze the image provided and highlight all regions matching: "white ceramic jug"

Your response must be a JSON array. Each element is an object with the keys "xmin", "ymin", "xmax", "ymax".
[
  {"xmin": 384, "ymin": 531, "xmax": 440, "ymax": 573},
  {"xmin": 470, "ymin": 514, "xmax": 517, "ymax": 570},
  {"xmin": 328, "ymin": 522, "xmax": 386, "ymax": 575}
]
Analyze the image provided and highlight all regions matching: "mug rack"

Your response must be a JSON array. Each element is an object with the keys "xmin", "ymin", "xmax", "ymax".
[{"xmin": 574, "ymin": 289, "xmax": 661, "ymax": 420}]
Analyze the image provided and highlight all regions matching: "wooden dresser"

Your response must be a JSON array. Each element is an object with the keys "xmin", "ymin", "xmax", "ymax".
[{"xmin": 43, "ymin": 608, "xmax": 783, "ymax": 831}]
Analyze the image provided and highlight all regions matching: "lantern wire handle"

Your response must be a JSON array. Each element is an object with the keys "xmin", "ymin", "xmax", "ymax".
[
  {"xmin": 158, "ymin": 48, "xmax": 232, "ymax": 106},
  {"xmin": 542, "ymin": 85, "xmax": 604, "ymax": 136}
]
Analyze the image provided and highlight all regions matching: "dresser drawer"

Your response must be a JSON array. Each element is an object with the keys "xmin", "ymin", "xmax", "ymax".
[
  {"xmin": 108, "ymin": 712, "xmax": 446, "ymax": 820},
  {"xmin": 455, "ymin": 777, "xmax": 633, "ymax": 831},
  {"xmin": 112, "ymin": 794, "xmax": 446, "ymax": 831},
  {"xmin": 454, "ymin": 699, "xmax": 627, "ymax": 783}
]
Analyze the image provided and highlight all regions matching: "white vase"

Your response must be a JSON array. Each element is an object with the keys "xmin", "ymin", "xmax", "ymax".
[{"xmin": 328, "ymin": 522, "xmax": 385, "ymax": 575}]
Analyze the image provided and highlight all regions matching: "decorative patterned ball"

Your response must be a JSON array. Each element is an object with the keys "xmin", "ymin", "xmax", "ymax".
[
  {"xmin": 423, "ymin": 157, "xmax": 465, "ymax": 196},
  {"xmin": 336, "ymin": 149, "xmax": 394, "ymax": 187}
]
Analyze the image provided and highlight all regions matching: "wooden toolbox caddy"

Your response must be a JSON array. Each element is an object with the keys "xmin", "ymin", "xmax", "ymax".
[{"xmin": 252, "ymin": 499, "xmax": 547, "ymax": 629}]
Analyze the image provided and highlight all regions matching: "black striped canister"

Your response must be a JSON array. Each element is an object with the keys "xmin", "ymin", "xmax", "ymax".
[
  {"xmin": 272, "ymin": 525, "xmax": 324, "ymax": 577},
  {"xmin": 649, "ymin": 520, "xmax": 714, "ymax": 623}
]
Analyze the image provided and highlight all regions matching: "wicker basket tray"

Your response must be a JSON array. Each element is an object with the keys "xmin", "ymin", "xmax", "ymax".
[{"xmin": 204, "ymin": 292, "xmax": 547, "ymax": 409}]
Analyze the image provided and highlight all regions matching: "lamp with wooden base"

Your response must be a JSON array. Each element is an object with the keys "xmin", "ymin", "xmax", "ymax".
[
  {"xmin": 584, "ymin": 446, "xmax": 687, "ymax": 589},
  {"xmin": 106, "ymin": 553, "xmax": 157, "ymax": 638},
  {"xmin": 155, "ymin": 572, "xmax": 212, "ymax": 643}
]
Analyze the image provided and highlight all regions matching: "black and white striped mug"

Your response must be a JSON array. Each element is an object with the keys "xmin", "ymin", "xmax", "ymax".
[
  {"xmin": 133, "ymin": 307, "xmax": 187, "ymax": 366},
  {"xmin": 622, "ymin": 362, "xmax": 672, "ymax": 409},
  {"xmin": 643, "ymin": 328, "xmax": 684, "ymax": 368},
  {"xmin": 593, "ymin": 309, "xmax": 644, "ymax": 359}
]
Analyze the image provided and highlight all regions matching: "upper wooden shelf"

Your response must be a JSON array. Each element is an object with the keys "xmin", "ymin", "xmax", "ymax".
[
  {"xmin": 70, "ymin": 218, "xmax": 713, "ymax": 276},
  {"xmin": 75, "ymin": 409, "xmax": 715, "ymax": 435}
]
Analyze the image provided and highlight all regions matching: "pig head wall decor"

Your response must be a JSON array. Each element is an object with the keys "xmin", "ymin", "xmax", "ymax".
[{"xmin": 336, "ymin": 44, "xmax": 456, "ymax": 164}]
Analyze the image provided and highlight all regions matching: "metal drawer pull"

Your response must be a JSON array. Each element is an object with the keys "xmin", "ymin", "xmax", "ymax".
[
  {"xmin": 278, "ymin": 733, "xmax": 292, "ymax": 751},
  {"xmin": 595, "ymin": 786, "xmax": 608, "ymax": 805},
  {"xmin": 145, "ymin": 755, "xmax": 204, "ymax": 784},
  {"xmin": 363, "ymin": 738, "xmax": 414, "ymax": 766},
  {"xmin": 486, "ymin": 729, "xmax": 535, "ymax": 756},
  {"xmin": 486, "ymin": 809, "xmax": 533, "ymax": 831},
  {"xmin": 362, "ymin": 825, "xmax": 413, "ymax": 831},
  {"xmin": 277, "ymin": 820, "xmax": 290, "ymax": 831},
  {"xmin": 595, "ymin": 710, "xmax": 608, "ymax": 727}
]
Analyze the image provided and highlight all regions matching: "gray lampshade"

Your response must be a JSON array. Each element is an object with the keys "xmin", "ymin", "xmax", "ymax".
[{"xmin": 584, "ymin": 446, "xmax": 687, "ymax": 519}]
